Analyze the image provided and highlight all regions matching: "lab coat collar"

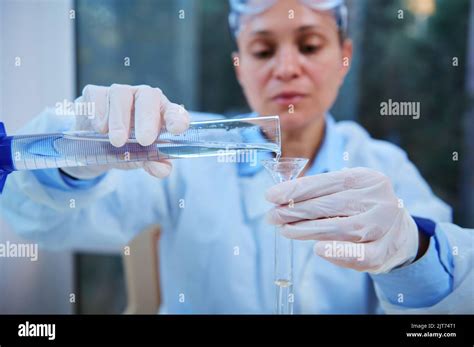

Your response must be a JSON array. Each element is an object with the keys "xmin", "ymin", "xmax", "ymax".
[{"xmin": 305, "ymin": 114, "xmax": 346, "ymax": 176}]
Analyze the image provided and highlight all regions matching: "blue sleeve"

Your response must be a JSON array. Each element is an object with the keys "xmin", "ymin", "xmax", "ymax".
[
  {"xmin": 33, "ymin": 168, "xmax": 105, "ymax": 191},
  {"xmin": 370, "ymin": 217, "xmax": 454, "ymax": 308}
]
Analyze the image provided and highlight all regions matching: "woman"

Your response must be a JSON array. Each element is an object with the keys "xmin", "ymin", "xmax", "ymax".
[{"xmin": 2, "ymin": 0, "xmax": 472, "ymax": 313}]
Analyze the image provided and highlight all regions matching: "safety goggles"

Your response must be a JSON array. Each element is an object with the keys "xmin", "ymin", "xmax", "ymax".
[{"xmin": 229, "ymin": 0, "xmax": 348, "ymax": 38}]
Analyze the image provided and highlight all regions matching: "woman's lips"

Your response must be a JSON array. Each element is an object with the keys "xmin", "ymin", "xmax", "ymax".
[{"xmin": 271, "ymin": 93, "xmax": 307, "ymax": 105}]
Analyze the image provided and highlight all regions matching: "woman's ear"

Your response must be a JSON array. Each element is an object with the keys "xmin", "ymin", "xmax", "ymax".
[{"xmin": 232, "ymin": 51, "xmax": 242, "ymax": 85}]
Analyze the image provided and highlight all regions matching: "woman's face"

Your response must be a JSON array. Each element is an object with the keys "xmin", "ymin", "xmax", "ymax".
[{"xmin": 234, "ymin": 0, "xmax": 352, "ymax": 132}]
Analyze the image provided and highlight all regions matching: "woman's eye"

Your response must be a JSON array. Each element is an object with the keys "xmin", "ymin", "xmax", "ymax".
[
  {"xmin": 253, "ymin": 50, "xmax": 274, "ymax": 59},
  {"xmin": 300, "ymin": 45, "xmax": 320, "ymax": 54}
]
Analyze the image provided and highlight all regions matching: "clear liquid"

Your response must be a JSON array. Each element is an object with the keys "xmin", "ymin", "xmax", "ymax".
[
  {"xmin": 275, "ymin": 279, "xmax": 293, "ymax": 314},
  {"xmin": 11, "ymin": 135, "xmax": 280, "ymax": 171},
  {"xmin": 274, "ymin": 279, "xmax": 292, "ymax": 287}
]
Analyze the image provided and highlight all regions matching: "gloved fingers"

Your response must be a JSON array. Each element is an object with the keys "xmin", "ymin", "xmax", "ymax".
[
  {"xmin": 133, "ymin": 85, "xmax": 161, "ymax": 146},
  {"xmin": 65, "ymin": 160, "xmax": 159, "ymax": 178},
  {"xmin": 280, "ymin": 212, "xmax": 387, "ymax": 242},
  {"xmin": 280, "ymin": 217, "xmax": 342, "ymax": 240},
  {"xmin": 266, "ymin": 189, "xmax": 371, "ymax": 225},
  {"xmin": 112, "ymin": 160, "xmax": 172, "ymax": 178},
  {"xmin": 142, "ymin": 160, "xmax": 173, "ymax": 179},
  {"xmin": 265, "ymin": 167, "xmax": 388, "ymax": 205},
  {"xmin": 108, "ymin": 84, "xmax": 134, "ymax": 147},
  {"xmin": 312, "ymin": 215, "xmax": 417, "ymax": 273},
  {"xmin": 159, "ymin": 91, "xmax": 190, "ymax": 135},
  {"xmin": 108, "ymin": 160, "xmax": 173, "ymax": 179},
  {"xmin": 82, "ymin": 84, "xmax": 109, "ymax": 133},
  {"xmin": 73, "ymin": 96, "xmax": 92, "ymax": 132},
  {"xmin": 110, "ymin": 161, "xmax": 145, "ymax": 171},
  {"xmin": 313, "ymin": 240, "xmax": 379, "ymax": 272}
]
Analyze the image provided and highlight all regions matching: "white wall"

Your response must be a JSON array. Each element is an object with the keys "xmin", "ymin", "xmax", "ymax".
[{"xmin": 0, "ymin": 0, "xmax": 75, "ymax": 313}]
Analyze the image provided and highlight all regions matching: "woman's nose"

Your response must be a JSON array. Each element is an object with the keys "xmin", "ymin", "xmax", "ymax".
[{"xmin": 274, "ymin": 48, "xmax": 302, "ymax": 81}]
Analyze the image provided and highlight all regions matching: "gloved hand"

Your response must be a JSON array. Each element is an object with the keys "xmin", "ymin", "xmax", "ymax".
[
  {"xmin": 265, "ymin": 167, "xmax": 420, "ymax": 274},
  {"xmin": 62, "ymin": 84, "xmax": 190, "ymax": 180}
]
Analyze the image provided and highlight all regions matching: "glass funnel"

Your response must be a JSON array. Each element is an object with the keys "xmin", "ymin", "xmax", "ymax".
[{"xmin": 262, "ymin": 157, "xmax": 309, "ymax": 315}]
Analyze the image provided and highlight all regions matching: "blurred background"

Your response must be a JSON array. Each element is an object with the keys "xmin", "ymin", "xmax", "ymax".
[{"xmin": 1, "ymin": 0, "xmax": 473, "ymax": 314}]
